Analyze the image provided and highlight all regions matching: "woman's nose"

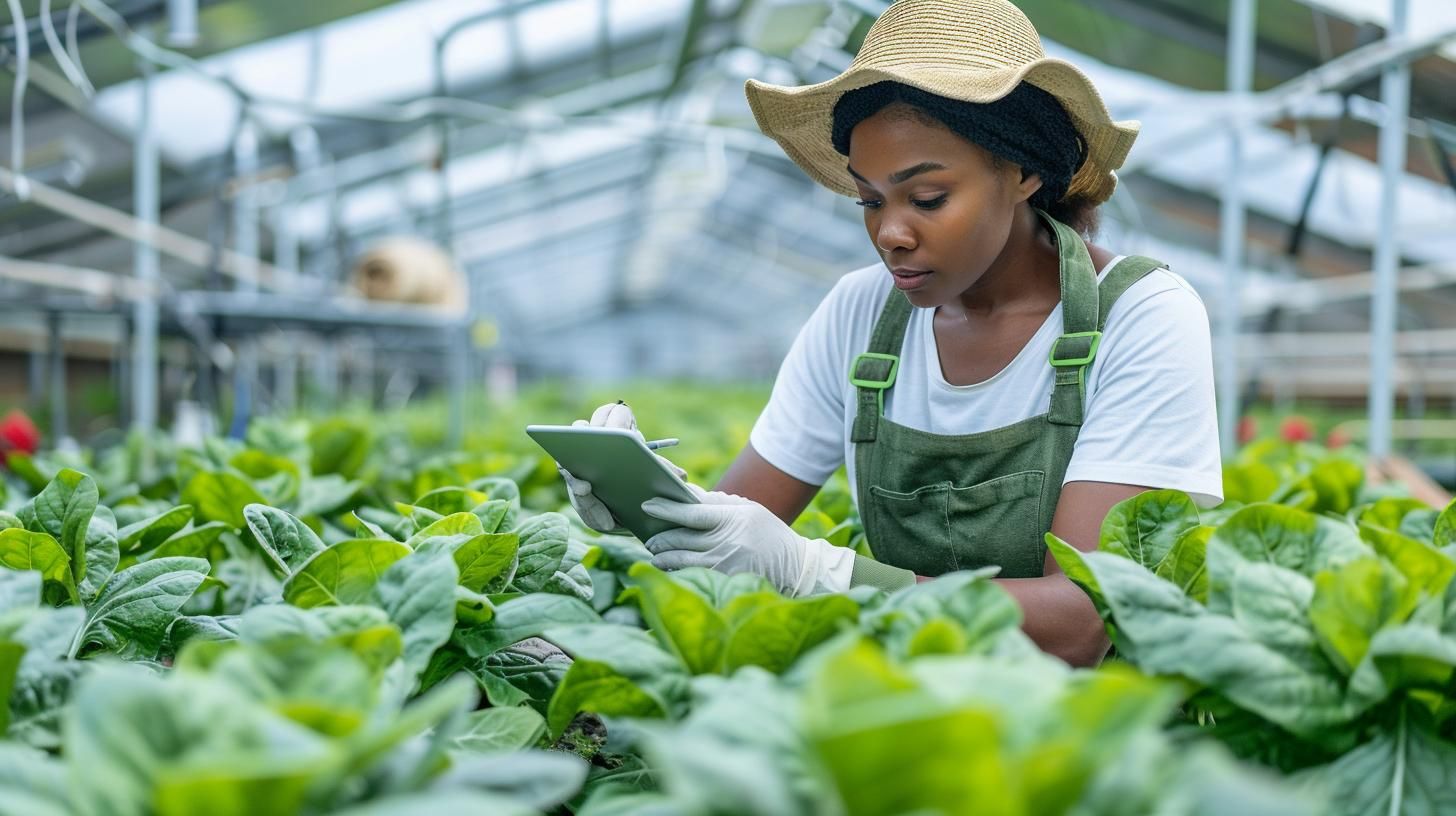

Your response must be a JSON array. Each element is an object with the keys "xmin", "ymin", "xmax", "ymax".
[{"xmin": 876, "ymin": 215, "xmax": 917, "ymax": 254}]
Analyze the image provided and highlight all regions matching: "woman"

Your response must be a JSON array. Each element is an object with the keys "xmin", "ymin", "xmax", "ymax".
[{"xmin": 561, "ymin": 0, "xmax": 1221, "ymax": 667}]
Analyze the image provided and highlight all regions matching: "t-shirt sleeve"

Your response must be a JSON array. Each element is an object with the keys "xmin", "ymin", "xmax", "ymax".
[
  {"xmin": 748, "ymin": 277, "xmax": 861, "ymax": 486},
  {"xmin": 1064, "ymin": 274, "xmax": 1224, "ymax": 507}
]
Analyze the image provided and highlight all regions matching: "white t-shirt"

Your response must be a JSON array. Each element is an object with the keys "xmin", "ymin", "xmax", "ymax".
[{"xmin": 750, "ymin": 256, "xmax": 1225, "ymax": 509}]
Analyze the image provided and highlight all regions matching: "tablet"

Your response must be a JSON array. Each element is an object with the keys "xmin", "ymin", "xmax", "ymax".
[{"xmin": 525, "ymin": 424, "xmax": 700, "ymax": 541}]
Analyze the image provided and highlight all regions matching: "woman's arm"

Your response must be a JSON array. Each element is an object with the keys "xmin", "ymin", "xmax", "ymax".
[
  {"xmin": 714, "ymin": 442, "xmax": 822, "ymax": 525},
  {"xmin": 713, "ymin": 443, "xmax": 1141, "ymax": 668},
  {"xmin": 995, "ymin": 480, "xmax": 1148, "ymax": 667}
]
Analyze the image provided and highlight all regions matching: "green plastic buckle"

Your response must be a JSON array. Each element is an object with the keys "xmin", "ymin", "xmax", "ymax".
[
  {"xmin": 1048, "ymin": 331, "xmax": 1102, "ymax": 368},
  {"xmin": 850, "ymin": 352, "xmax": 899, "ymax": 389}
]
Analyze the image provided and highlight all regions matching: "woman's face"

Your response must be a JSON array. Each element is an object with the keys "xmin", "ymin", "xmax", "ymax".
[{"xmin": 846, "ymin": 104, "xmax": 1040, "ymax": 309}]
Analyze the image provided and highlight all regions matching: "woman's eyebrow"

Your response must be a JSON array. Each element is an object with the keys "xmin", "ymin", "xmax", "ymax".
[{"xmin": 846, "ymin": 161, "xmax": 948, "ymax": 186}]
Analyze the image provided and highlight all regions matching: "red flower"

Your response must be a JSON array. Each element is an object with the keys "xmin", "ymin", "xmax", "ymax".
[
  {"xmin": 1326, "ymin": 427, "xmax": 1351, "ymax": 449},
  {"xmin": 1236, "ymin": 416, "xmax": 1258, "ymax": 444},
  {"xmin": 0, "ymin": 410, "xmax": 40, "ymax": 455},
  {"xmin": 1279, "ymin": 416, "xmax": 1315, "ymax": 443}
]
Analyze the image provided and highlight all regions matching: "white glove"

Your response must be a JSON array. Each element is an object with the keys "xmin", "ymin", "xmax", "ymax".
[
  {"xmin": 558, "ymin": 401, "xmax": 688, "ymax": 535},
  {"xmin": 640, "ymin": 491, "xmax": 856, "ymax": 596}
]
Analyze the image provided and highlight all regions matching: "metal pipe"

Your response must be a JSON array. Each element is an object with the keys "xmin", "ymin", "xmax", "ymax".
[
  {"xmin": 165, "ymin": 0, "xmax": 198, "ymax": 48},
  {"xmin": 47, "ymin": 312, "xmax": 66, "ymax": 442},
  {"xmin": 232, "ymin": 118, "xmax": 261, "ymax": 293},
  {"xmin": 1217, "ymin": 0, "xmax": 1256, "ymax": 456},
  {"xmin": 1369, "ymin": 0, "xmax": 1411, "ymax": 460},
  {"xmin": 132, "ymin": 59, "xmax": 159, "ymax": 473}
]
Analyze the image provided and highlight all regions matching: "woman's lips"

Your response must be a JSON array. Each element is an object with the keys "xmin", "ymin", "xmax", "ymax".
[{"xmin": 891, "ymin": 268, "xmax": 932, "ymax": 291}]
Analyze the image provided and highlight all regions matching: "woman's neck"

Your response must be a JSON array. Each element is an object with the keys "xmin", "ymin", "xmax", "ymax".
[{"xmin": 951, "ymin": 206, "xmax": 1061, "ymax": 318}]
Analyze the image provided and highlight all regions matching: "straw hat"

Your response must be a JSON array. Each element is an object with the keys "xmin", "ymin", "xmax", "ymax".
[{"xmin": 745, "ymin": 0, "xmax": 1139, "ymax": 205}]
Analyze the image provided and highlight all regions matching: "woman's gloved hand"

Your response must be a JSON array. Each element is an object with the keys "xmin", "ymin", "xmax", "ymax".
[
  {"xmin": 640, "ymin": 491, "xmax": 855, "ymax": 596},
  {"xmin": 557, "ymin": 401, "xmax": 688, "ymax": 535}
]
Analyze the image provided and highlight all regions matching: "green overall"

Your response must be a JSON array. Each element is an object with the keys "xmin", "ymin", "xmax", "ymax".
[{"xmin": 847, "ymin": 211, "xmax": 1166, "ymax": 591}]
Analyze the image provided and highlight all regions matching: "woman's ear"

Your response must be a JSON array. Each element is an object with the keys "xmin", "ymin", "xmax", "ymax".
[{"xmin": 1015, "ymin": 168, "xmax": 1044, "ymax": 204}]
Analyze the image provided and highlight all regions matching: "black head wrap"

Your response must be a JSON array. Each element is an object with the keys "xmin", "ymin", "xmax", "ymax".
[{"xmin": 831, "ymin": 81, "xmax": 1088, "ymax": 209}]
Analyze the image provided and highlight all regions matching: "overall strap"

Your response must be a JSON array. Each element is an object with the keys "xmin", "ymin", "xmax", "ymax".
[
  {"xmin": 1044, "ymin": 213, "xmax": 1102, "ymax": 427},
  {"xmin": 1048, "ymin": 251, "xmax": 1169, "ymax": 426},
  {"xmin": 1098, "ymin": 255, "xmax": 1166, "ymax": 329},
  {"xmin": 850, "ymin": 290, "xmax": 912, "ymax": 443}
]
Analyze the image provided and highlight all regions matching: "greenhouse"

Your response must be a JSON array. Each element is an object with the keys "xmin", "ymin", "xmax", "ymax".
[{"xmin": 0, "ymin": 0, "xmax": 1454, "ymax": 814}]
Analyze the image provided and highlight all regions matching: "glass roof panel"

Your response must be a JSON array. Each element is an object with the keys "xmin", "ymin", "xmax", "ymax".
[{"xmin": 91, "ymin": 0, "xmax": 689, "ymax": 163}]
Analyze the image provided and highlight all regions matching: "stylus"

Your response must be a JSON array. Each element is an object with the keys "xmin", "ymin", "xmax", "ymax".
[{"xmin": 645, "ymin": 438, "xmax": 679, "ymax": 450}]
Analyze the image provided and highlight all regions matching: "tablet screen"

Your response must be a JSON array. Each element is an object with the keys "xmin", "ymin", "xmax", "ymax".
[{"xmin": 526, "ymin": 425, "xmax": 700, "ymax": 541}]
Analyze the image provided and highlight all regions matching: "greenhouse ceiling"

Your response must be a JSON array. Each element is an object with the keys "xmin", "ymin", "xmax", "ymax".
[{"xmin": 0, "ymin": 0, "xmax": 1452, "ymax": 374}]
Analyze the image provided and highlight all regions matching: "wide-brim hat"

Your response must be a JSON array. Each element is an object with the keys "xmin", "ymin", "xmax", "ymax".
[{"xmin": 745, "ymin": 0, "xmax": 1140, "ymax": 206}]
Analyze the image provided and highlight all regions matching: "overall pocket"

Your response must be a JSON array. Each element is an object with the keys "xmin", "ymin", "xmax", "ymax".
[
  {"xmin": 947, "ymin": 470, "xmax": 1047, "ymax": 578},
  {"xmin": 866, "ymin": 482, "xmax": 957, "ymax": 576}
]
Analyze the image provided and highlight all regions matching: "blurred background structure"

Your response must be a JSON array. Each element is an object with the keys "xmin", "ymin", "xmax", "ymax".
[{"xmin": 0, "ymin": 0, "xmax": 1453, "ymax": 479}]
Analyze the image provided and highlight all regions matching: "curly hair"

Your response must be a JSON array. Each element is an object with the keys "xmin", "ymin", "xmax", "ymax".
[{"xmin": 831, "ymin": 81, "xmax": 1100, "ymax": 236}]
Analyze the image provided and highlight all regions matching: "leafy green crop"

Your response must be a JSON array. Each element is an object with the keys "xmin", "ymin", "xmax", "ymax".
[{"xmin": 1049, "ymin": 488, "xmax": 1456, "ymax": 815}]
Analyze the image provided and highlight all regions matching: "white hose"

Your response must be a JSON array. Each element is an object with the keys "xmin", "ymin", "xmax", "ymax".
[
  {"xmin": 6, "ymin": 0, "xmax": 29, "ymax": 200},
  {"xmin": 39, "ymin": 0, "xmax": 94, "ymax": 95}
]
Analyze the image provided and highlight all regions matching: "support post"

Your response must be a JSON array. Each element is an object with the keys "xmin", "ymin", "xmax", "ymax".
[
  {"xmin": 448, "ymin": 324, "xmax": 469, "ymax": 447},
  {"xmin": 1218, "ymin": 0, "xmax": 1257, "ymax": 456},
  {"xmin": 1369, "ymin": 0, "xmax": 1411, "ymax": 461},
  {"xmin": 47, "ymin": 312, "xmax": 67, "ymax": 443},
  {"xmin": 133, "ymin": 60, "xmax": 160, "ymax": 475}
]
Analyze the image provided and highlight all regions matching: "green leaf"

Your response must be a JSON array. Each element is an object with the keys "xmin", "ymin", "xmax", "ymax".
[
  {"xmin": 80, "ymin": 506, "xmax": 120, "ymax": 601},
  {"xmin": 627, "ymin": 562, "xmax": 729, "ymax": 674},
  {"xmin": 371, "ymin": 554, "xmax": 458, "ymax": 683},
  {"xmin": 542, "ymin": 563, "xmax": 594, "ymax": 602},
  {"xmin": 0, "ymin": 743, "xmax": 70, "ymax": 816},
  {"xmin": 327, "ymin": 791, "xmax": 536, "ymax": 816},
  {"xmin": 1222, "ymin": 461, "xmax": 1282, "ymax": 505},
  {"xmin": 1068, "ymin": 548, "xmax": 1359, "ymax": 737},
  {"xmin": 282, "ymin": 539, "xmax": 411, "ymax": 608},
  {"xmin": 68, "ymin": 557, "xmax": 211, "ymax": 659},
  {"xmin": 1434, "ymin": 498, "xmax": 1456, "ymax": 550},
  {"xmin": 0, "ymin": 568, "xmax": 41, "ymax": 612},
  {"xmin": 454, "ymin": 586, "xmax": 495, "ymax": 625},
  {"xmin": 1359, "ymin": 498, "xmax": 1434, "ymax": 534},
  {"xmin": 182, "ymin": 472, "xmax": 267, "ymax": 529},
  {"xmin": 414, "ymin": 487, "xmax": 490, "ymax": 517},
  {"xmin": 117, "ymin": 505, "xmax": 194, "ymax": 555},
  {"xmin": 1099, "ymin": 489, "xmax": 1201, "ymax": 569},
  {"xmin": 244, "ymin": 504, "xmax": 326, "ymax": 574},
  {"xmin": 453, "ymin": 706, "xmax": 548, "ymax": 754},
  {"xmin": 1153, "ymin": 525, "xmax": 1212, "ymax": 603},
  {"xmin": 669, "ymin": 568, "xmax": 775, "ymax": 609},
  {"xmin": 723, "ymin": 593, "xmax": 858, "ymax": 674},
  {"xmin": 1355, "ymin": 624, "xmax": 1456, "ymax": 698},
  {"xmin": 454, "ymin": 593, "xmax": 600, "ymax": 658},
  {"xmin": 542, "ymin": 623, "xmax": 688, "ymax": 736},
  {"xmin": 1306, "ymin": 459, "xmax": 1364, "ymax": 515},
  {"xmin": 31, "ymin": 468, "xmax": 97, "ymax": 592},
  {"xmin": 1210, "ymin": 504, "xmax": 1369, "ymax": 578},
  {"xmin": 1298, "ymin": 711, "xmax": 1456, "ymax": 816},
  {"xmin": 812, "ymin": 694, "xmax": 1011, "ymax": 816},
  {"xmin": 294, "ymin": 474, "xmax": 363, "ymax": 518},
  {"xmin": 154, "ymin": 763, "xmax": 317, "ymax": 816},
  {"xmin": 64, "ymin": 666, "xmax": 329, "ymax": 816},
  {"xmin": 512, "ymin": 514, "xmax": 570, "ymax": 593},
  {"xmin": 860, "ymin": 569, "xmax": 1022, "ymax": 658},
  {"xmin": 1310, "ymin": 558, "xmax": 1420, "ymax": 675},
  {"xmin": 449, "ymin": 533, "xmax": 519, "ymax": 593},
  {"xmin": 308, "ymin": 419, "xmax": 372, "ymax": 478},
  {"xmin": 547, "ymin": 659, "xmax": 668, "ymax": 738},
  {"xmin": 1360, "ymin": 524, "xmax": 1456, "ymax": 597},
  {"xmin": 0, "ymin": 528, "xmax": 77, "ymax": 605},
  {"xmin": 406, "ymin": 512, "xmax": 485, "ymax": 552},
  {"xmin": 473, "ymin": 500, "xmax": 516, "ymax": 535},
  {"xmin": 148, "ymin": 522, "xmax": 229, "ymax": 560}
]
